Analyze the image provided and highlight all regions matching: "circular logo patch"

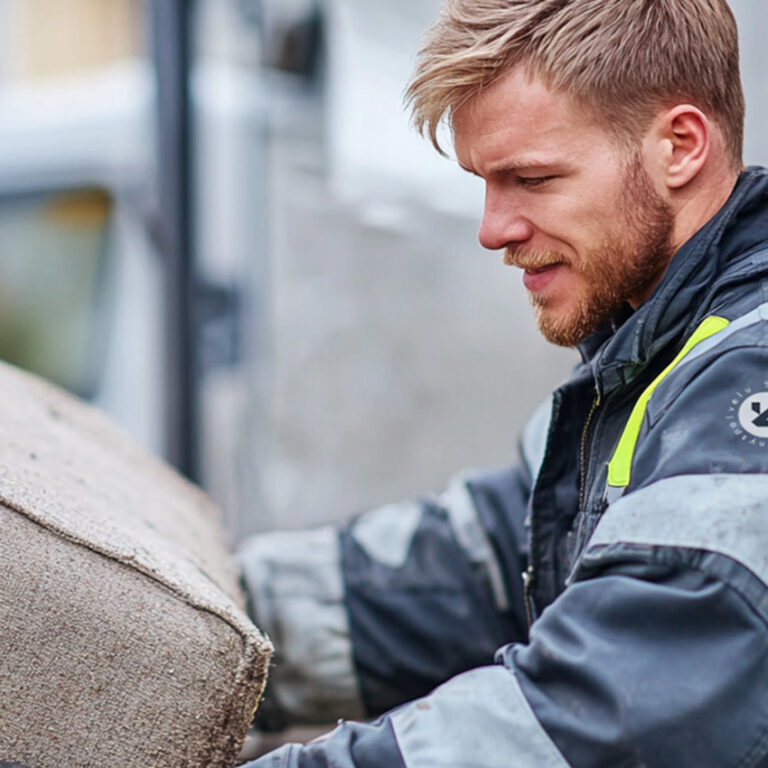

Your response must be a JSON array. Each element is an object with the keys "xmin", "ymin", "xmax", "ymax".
[
  {"xmin": 738, "ymin": 391, "xmax": 768, "ymax": 438},
  {"xmin": 726, "ymin": 386, "xmax": 768, "ymax": 446}
]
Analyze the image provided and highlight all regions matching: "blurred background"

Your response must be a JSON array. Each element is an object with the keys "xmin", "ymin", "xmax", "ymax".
[{"xmin": 0, "ymin": 0, "xmax": 766, "ymax": 543}]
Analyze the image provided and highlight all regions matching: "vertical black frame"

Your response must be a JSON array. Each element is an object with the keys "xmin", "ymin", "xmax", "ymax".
[{"xmin": 150, "ymin": 0, "xmax": 199, "ymax": 480}]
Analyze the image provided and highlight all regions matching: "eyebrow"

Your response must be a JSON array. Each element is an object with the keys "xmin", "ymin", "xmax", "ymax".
[
  {"xmin": 459, "ymin": 158, "xmax": 564, "ymax": 176},
  {"xmin": 459, "ymin": 158, "xmax": 565, "ymax": 177}
]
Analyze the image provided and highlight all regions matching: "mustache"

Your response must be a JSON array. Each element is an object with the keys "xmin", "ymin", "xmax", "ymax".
[{"xmin": 504, "ymin": 248, "xmax": 567, "ymax": 270}]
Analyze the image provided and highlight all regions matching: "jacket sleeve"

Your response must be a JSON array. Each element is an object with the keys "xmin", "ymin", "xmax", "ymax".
[
  {"xmin": 242, "ymin": 348, "xmax": 768, "ymax": 767},
  {"xmin": 241, "ymin": 477, "xmax": 768, "ymax": 768},
  {"xmin": 237, "ymin": 464, "xmax": 532, "ymax": 728}
]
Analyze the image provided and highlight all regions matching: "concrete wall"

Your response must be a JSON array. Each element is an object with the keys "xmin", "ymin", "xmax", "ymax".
[
  {"xmin": 252, "ymin": 0, "xmax": 768, "ymax": 535},
  {"xmin": 732, "ymin": 0, "xmax": 768, "ymax": 166}
]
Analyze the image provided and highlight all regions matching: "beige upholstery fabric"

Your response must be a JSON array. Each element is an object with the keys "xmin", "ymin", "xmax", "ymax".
[{"xmin": 0, "ymin": 361, "xmax": 272, "ymax": 767}]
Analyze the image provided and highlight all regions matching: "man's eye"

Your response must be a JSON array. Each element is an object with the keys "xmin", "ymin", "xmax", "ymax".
[{"xmin": 517, "ymin": 175, "xmax": 555, "ymax": 188}]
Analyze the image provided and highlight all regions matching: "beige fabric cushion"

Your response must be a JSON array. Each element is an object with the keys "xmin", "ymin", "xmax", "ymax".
[{"xmin": 0, "ymin": 361, "xmax": 272, "ymax": 767}]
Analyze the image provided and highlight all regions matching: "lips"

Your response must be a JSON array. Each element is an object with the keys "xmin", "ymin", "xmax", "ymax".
[
  {"xmin": 504, "ymin": 249, "xmax": 568, "ymax": 293},
  {"xmin": 521, "ymin": 263, "xmax": 564, "ymax": 293}
]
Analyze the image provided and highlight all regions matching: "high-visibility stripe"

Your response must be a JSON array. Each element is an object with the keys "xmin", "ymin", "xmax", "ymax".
[
  {"xmin": 521, "ymin": 395, "xmax": 553, "ymax": 485},
  {"xmin": 351, "ymin": 500, "xmax": 423, "ymax": 569},
  {"xmin": 238, "ymin": 525, "xmax": 366, "ymax": 723},
  {"xmin": 390, "ymin": 666, "xmax": 571, "ymax": 768},
  {"xmin": 437, "ymin": 477, "xmax": 511, "ymax": 612},
  {"xmin": 607, "ymin": 315, "xmax": 729, "ymax": 489},
  {"xmin": 671, "ymin": 301, "xmax": 768, "ymax": 367},
  {"xmin": 589, "ymin": 474, "xmax": 768, "ymax": 587}
]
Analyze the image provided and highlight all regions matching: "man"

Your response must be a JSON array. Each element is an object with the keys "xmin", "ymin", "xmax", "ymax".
[{"xmin": 241, "ymin": 1, "xmax": 768, "ymax": 765}]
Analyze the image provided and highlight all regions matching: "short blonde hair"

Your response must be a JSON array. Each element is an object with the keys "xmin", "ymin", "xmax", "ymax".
[{"xmin": 406, "ymin": 0, "xmax": 744, "ymax": 166}]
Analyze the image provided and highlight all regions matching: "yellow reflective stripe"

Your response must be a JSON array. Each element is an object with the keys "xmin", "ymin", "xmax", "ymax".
[{"xmin": 607, "ymin": 315, "xmax": 730, "ymax": 488}]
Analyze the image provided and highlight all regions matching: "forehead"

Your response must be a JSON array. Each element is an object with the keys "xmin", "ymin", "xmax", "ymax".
[{"xmin": 452, "ymin": 66, "xmax": 618, "ymax": 173}]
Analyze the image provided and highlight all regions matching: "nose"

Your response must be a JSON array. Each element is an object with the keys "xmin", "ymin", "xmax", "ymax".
[{"xmin": 478, "ymin": 186, "xmax": 535, "ymax": 251}]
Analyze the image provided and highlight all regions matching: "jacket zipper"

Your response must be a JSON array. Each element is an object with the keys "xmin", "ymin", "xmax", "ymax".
[
  {"xmin": 578, "ymin": 389, "xmax": 601, "ymax": 510},
  {"xmin": 522, "ymin": 565, "xmax": 536, "ymax": 629},
  {"xmin": 524, "ymin": 386, "xmax": 601, "ymax": 631}
]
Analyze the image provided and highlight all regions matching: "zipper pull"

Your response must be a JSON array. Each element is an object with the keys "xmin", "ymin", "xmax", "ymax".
[{"xmin": 522, "ymin": 565, "xmax": 538, "ymax": 629}]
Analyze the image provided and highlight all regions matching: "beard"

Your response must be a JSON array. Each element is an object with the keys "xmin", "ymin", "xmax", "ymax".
[{"xmin": 506, "ymin": 154, "xmax": 675, "ymax": 347}]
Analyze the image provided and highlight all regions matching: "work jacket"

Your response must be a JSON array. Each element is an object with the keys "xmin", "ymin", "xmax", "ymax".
[{"xmin": 240, "ymin": 166, "xmax": 768, "ymax": 767}]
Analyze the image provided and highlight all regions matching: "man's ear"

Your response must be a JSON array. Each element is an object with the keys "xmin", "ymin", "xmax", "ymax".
[{"xmin": 653, "ymin": 105, "xmax": 711, "ymax": 190}]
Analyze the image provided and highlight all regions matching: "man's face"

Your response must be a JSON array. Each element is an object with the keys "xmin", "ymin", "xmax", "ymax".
[{"xmin": 452, "ymin": 67, "xmax": 675, "ymax": 346}]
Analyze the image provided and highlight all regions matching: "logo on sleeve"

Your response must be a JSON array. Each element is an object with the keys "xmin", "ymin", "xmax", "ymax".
[{"xmin": 728, "ymin": 386, "xmax": 768, "ymax": 444}]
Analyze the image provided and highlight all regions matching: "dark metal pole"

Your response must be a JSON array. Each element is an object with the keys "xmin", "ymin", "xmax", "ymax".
[{"xmin": 150, "ymin": 0, "xmax": 199, "ymax": 480}]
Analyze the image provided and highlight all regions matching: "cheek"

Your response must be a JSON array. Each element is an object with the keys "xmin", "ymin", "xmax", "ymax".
[
  {"xmin": 570, "ymin": 162, "xmax": 629, "ymax": 215},
  {"xmin": 540, "ymin": 186, "xmax": 614, "ymax": 232},
  {"xmin": 530, "ymin": 173, "xmax": 629, "ymax": 250},
  {"xmin": 572, "ymin": 189, "xmax": 628, "ymax": 242}
]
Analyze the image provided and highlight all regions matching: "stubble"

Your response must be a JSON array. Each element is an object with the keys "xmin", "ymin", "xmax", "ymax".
[{"xmin": 513, "ymin": 155, "xmax": 675, "ymax": 347}]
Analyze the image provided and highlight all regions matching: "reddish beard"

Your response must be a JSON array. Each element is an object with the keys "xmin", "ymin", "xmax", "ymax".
[{"xmin": 506, "ymin": 155, "xmax": 675, "ymax": 347}]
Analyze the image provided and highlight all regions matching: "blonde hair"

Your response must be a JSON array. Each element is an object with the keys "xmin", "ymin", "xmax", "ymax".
[{"xmin": 406, "ymin": 0, "xmax": 744, "ymax": 166}]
